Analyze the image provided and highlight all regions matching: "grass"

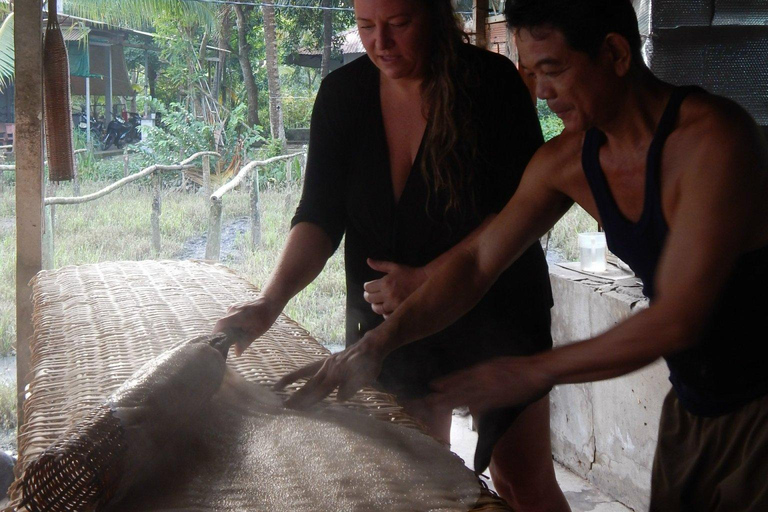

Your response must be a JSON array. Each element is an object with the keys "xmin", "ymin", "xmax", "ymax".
[{"xmin": 0, "ymin": 381, "xmax": 15, "ymax": 431}]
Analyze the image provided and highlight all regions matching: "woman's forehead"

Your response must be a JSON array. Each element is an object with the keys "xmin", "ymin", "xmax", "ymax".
[{"xmin": 354, "ymin": 0, "xmax": 425, "ymax": 19}]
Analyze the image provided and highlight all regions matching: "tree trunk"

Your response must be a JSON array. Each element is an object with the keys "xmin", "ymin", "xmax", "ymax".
[
  {"xmin": 321, "ymin": 0, "xmax": 333, "ymax": 79},
  {"xmin": 214, "ymin": 7, "xmax": 232, "ymax": 104},
  {"xmin": 262, "ymin": 0, "xmax": 286, "ymax": 147},
  {"xmin": 148, "ymin": 58, "xmax": 157, "ymax": 98},
  {"xmin": 234, "ymin": 5, "xmax": 260, "ymax": 128}
]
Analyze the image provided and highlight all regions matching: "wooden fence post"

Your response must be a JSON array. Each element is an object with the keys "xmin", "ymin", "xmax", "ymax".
[
  {"xmin": 299, "ymin": 150, "xmax": 307, "ymax": 183},
  {"xmin": 42, "ymin": 183, "xmax": 56, "ymax": 269},
  {"xmin": 205, "ymin": 198, "xmax": 223, "ymax": 260},
  {"xmin": 42, "ymin": 205, "xmax": 54, "ymax": 270},
  {"xmin": 151, "ymin": 172, "xmax": 162, "ymax": 253},
  {"xmin": 250, "ymin": 166, "xmax": 261, "ymax": 248},
  {"xmin": 203, "ymin": 154, "xmax": 211, "ymax": 197}
]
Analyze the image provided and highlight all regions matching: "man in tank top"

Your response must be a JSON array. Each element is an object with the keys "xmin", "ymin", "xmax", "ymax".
[{"xmin": 276, "ymin": 0, "xmax": 768, "ymax": 509}]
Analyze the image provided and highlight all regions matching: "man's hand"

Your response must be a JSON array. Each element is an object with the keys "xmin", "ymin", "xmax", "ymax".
[
  {"xmin": 273, "ymin": 332, "xmax": 386, "ymax": 409},
  {"xmin": 213, "ymin": 296, "xmax": 283, "ymax": 357},
  {"xmin": 427, "ymin": 356, "xmax": 554, "ymax": 415},
  {"xmin": 363, "ymin": 258, "xmax": 429, "ymax": 318}
]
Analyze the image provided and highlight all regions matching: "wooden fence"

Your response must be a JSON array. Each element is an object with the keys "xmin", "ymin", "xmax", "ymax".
[
  {"xmin": 42, "ymin": 151, "xmax": 220, "ymax": 268},
  {"xmin": 205, "ymin": 151, "xmax": 306, "ymax": 260},
  {"xmin": 4, "ymin": 148, "xmax": 308, "ymax": 266}
]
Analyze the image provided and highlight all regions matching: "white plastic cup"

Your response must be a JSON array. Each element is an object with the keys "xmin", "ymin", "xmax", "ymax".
[{"xmin": 578, "ymin": 232, "xmax": 607, "ymax": 272}]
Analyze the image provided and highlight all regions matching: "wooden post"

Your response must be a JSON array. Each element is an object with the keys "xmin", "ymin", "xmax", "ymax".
[
  {"xmin": 15, "ymin": 0, "xmax": 45, "ymax": 431},
  {"xmin": 105, "ymin": 45, "xmax": 113, "ymax": 122},
  {"xmin": 73, "ymin": 154, "xmax": 81, "ymax": 196},
  {"xmin": 202, "ymin": 154, "xmax": 211, "ymax": 197},
  {"xmin": 250, "ymin": 167, "xmax": 261, "ymax": 248},
  {"xmin": 43, "ymin": 182, "xmax": 56, "ymax": 269},
  {"xmin": 151, "ymin": 172, "xmax": 162, "ymax": 253},
  {"xmin": 205, "ymin": 198, "xmax": 223, "ymax": 260},
  {"xmin": 42, "ymin": 204, "xmax": 54, "ymax": 270},
  {"xmin": 298, "ymin": 149, "xmax": 307, "ymax": 183},
  {"xmin": 473, "ymin": 0, "xmax": 489, "ymax": 48},
  {"xmin": 123, "ymin": 149, "xmax": 130, "ymax": 178}
]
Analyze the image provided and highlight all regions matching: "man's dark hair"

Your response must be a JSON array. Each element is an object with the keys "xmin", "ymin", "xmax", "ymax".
[{"xmin": 505, "ymin": 0, "xmax": 643, "ymax": 63}]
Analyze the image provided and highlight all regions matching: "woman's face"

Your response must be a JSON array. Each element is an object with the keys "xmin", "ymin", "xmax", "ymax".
[{"xmin": 354, "ymin": 0, "xmax": 430, "ymax": 81}]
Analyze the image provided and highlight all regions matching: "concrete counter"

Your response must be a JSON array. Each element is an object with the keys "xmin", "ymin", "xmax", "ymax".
[{"xmin": 548, "ymin": 264, "xmax": 670, "ymax": 511}]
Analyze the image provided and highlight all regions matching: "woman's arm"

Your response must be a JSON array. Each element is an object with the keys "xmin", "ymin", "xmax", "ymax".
[
  {"xmin": 215, "ymin": 77, "xmax": 347, "ymax": 355},
  {"xmin": 214, "ymin": 223, "xmax": 334, "ymax": 355}
]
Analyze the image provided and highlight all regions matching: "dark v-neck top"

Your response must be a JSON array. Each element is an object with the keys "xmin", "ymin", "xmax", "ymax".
[
  {"xmin": 583, "ymin": 86, "xmax": 768, "ymax": 416},
  {"xmin": 292, "ymin": 45, "xmax": 554, "ymax": 399}
]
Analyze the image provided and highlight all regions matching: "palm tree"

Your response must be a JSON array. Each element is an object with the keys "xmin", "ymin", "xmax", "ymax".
[
  {"xmin": 0, "ymin": 12, "xmax": 13, "ymax": 91},
  {"xmin": 233, "ymin": 4, "xmax": 260, "ymax": 128},
  {"xmin": 262, "ymin": 0, "xmax": 285, "ymax": 146}
]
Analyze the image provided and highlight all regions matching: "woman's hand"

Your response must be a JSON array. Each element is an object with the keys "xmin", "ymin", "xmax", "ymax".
[
  {"xmin": 273, "ymin": 331, "xmax": 387, "ymax": 409},
  {"xmin": 213, "ymin": 296, "xmax": 283, "ymax": 356},
  {"xmin": 426, "ymin": 356, "xmax": 554, "ymax": 415},
  {"xmin": 363, "ymin": 258, "xmax": 429, "ymax": 317}
]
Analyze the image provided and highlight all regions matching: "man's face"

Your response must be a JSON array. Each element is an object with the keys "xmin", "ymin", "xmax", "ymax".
[
  {"xmin": 354, "ymin": 0, "xmax": 430, "ymax": 81},
  {"xmin": 517, "ymin": 27, "xmax": 618, "ymax": 132}
]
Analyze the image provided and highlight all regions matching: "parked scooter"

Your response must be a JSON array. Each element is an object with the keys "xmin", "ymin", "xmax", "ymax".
[
  {"xmin": 102, "ymin": 113, "xmax": 142, "ymax": 150},
  {"xmin": 74, "ymin": 110, "xmax": 104, "ymax": 139}
]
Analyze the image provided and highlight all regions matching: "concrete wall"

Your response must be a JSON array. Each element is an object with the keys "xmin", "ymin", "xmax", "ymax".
[{"xmin": 548, "ymin": 265, "xmax": 671, "ymax": 512}]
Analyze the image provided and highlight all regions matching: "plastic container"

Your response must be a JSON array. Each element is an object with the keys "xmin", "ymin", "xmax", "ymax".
[{"xmin": 578, "ymin": 232, "xmax": 607, "ymax": 272}]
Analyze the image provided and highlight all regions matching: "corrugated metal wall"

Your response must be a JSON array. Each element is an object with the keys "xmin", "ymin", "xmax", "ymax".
[{"xmin": 633, "ymin": 0, "xmax": 768, "ymax": 125}]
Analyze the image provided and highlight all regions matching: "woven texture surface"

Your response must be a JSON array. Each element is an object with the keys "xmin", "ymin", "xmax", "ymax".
[
  {"xmin": 7, "ymin": 260, "xmax": 511, "ymax": 511},
  {"xmin": 43, "ymin": 1, "xmax": 76, "ymax": 183}
]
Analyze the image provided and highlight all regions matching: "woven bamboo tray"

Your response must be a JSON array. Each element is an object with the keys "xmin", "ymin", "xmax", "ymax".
[{"xmin": 6, "ymin": 260, "xmax": 511, "ymax": 511}]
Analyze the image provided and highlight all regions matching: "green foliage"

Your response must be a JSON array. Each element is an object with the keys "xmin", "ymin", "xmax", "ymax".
[
  {"xmin": 142, "ymin": 102, "xmax": 215, "ymax": 158},
  {"xmin": 537, "ymin": 100, "xmax": 565, "ymax": 142},
  {"xmin": 224, "ymin": 102, "xmax": 266, "ymax": 161},
  {"xmin": 0, "ymin": 13, "xmax": 13, "ymax": 91}
]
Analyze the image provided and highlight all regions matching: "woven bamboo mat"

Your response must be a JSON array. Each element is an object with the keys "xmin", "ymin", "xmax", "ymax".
[{"xmin": 7, "ymin": 260, "xmax": 511, "ymax": 511}]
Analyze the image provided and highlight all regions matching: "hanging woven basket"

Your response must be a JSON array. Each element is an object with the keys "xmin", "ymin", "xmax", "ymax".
[{"xmin": 43, "ymin": 0, "xmax": 76, "ymax": 182}]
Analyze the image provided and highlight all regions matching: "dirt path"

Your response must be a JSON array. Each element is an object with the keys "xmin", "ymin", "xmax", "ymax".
[{"xmin": 174, "ymin": 216, "xmax": 250, "ymax": 262}]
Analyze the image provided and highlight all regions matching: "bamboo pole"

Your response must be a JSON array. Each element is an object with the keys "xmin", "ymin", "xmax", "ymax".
[
  {"xmin": 205, "ymin": 198, "xmax": 223, "ymax": 260},
  {"xmin": 45, "ymin": 151, "xmax": 219, "ymax": 205},
  {"xmin": 250, "ymin": 168, "xmax": 261, "ymax": 247},
  {"xmin": 210, "ymin": 152, "xmax": 302, "ymax": 200},
  {"xmin": 151, "ymin": 172, "xmax": 162, "ymax": 253}
]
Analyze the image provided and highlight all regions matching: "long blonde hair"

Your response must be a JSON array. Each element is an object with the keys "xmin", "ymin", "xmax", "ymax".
[{"xmin": 419, "ymin": 0, "xmax": 477, "ymax": 218}]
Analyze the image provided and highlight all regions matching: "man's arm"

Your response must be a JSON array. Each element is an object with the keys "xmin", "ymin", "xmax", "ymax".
[
  {"xmin": 275, "ymin": 147, "xmax": 575, "ymax": 407},
  {"xmin": 430, "ymin": 102, "xmax": 768, "ymax": 412}
]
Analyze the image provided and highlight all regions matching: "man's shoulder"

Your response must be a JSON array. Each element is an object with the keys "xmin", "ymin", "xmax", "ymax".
[
  {"xmin": 677, "ymin": 89, "xmax": 760, "ymax": 147},
  {"xmin": 526, "ymin": 130, "xmax": 584, "ymax": 183}
]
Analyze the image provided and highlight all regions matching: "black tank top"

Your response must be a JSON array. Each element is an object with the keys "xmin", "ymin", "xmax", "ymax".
[{"xmin": 582, "ymin": 86, "xmax": 768, "ymax": 416}]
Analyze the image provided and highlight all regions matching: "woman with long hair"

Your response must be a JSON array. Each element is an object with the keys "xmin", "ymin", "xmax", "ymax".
[{"xmin": 215, "ymin": 1, "xmax": 568, "ymax": 509}]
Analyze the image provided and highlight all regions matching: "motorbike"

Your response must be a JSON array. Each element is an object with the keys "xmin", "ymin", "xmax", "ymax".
[
  {"xmin": 74, "ymin": 111, "xmax": 104, "ymax": 139},
  {"xmin": 102, "ymin": 113, "xmax": 142, "ymax": 150}
]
